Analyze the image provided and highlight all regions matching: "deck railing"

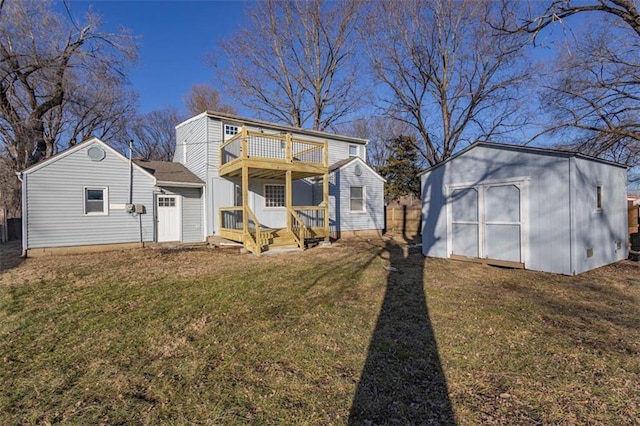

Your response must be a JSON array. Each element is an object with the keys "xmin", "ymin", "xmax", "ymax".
[
  {"xmin": 220, "ymin": 206, "xmax": 243, "ymax": 231},
  {"xmin": 294, "ymin": 206, "xmax": 326, "ymax": 229},
  {"xmin": 220, "ymin": 128, "xmax": 326, "ymax": 168},
  {"xmin": 219, "ymin": 206, "xmax": 266, "ymax": 255}
]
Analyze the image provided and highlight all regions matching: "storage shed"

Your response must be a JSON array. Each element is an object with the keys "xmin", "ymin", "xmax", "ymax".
[{"xmin": 421, "ymin": 142, "xmax": 628, "ymax": 275}]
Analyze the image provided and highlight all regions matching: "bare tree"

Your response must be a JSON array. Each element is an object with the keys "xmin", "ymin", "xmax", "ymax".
[
  {"xmin": 127, "ymin": 107, "xmax": 183, "ymax": 162},
  {"xmin": 183, "ymin": 84, "xmax": 236, "ymax": 116},
  {"xmin": 537, "ymin": 23, "xmax": 640, "ymax": 167},
  {"xmin": 0, "ymin": 0, "xmax": 136, "ymax": 212},
  {"xmin": 340, "ymin": 116, "xmax": 418, "ymax": 170},
  {"xmin": 365, "ymin": 0, "xmax": 529, "ymax": 167},
  {"xmin": 495, "ymin": 0, "xmax": 640, "ymax": 183},
  {"xmin": 501, "ymin": 0, "xmax": 640, "ymax": 39},
  {"xmin": 217, "ymin": 0, "xmax": 364, "ymax": 131}
]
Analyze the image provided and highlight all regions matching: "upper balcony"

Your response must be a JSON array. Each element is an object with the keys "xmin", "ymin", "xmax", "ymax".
[{"xmin": 219, "ymin": 127, "xmax": 328, "ymax": 180}]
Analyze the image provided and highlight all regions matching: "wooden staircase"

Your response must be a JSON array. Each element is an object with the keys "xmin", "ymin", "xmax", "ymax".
[{"xmin": 262, "ymin": 229, "xmax": 302, "ymax": 253}]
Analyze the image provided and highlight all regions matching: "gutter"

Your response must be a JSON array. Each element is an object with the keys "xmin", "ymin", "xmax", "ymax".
[{"xmin": 15, "ymin": 171, "xmax": 27, "ymax": 258}]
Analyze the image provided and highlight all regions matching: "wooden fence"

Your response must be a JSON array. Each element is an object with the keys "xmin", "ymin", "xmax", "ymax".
[
  {"xmin": 1, "ymin": 213, "xmax": 21, "ymax": 243},
  {"xmin": 385, "ymin": 205, "xmax": 422, "ymax": 238}
]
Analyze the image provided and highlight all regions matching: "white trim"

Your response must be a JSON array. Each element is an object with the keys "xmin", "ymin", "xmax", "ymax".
[
  {"xmin": 446, "ymin": 179, "xmax": 528, "ymax": 265},
  {"xmin": 349, "ymin": 144, "xmax": 358, "ymax": 157},
  {"xmin": 447, "ymin": 176, "xmax": 531, "ymax": 189},
  {"xmin": 175, "ymin": 111, "xmax": 208, "ymax": 130},
  {"xmin": 20, "ymin": 173, "xmax": 28, "ymax": 251},
  {"xmin": 156, "ymin": 180, "xmax": 204, "ymax": 188},
  {"xmin": 83, "ymin": 186, "xmax": 109, "ymax": 216}
]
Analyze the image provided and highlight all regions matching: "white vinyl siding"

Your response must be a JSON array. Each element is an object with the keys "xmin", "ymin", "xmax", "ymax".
[
  {"xmin": 329, "ymin": 158, "xmax": 384, "ymax": 233},
  {"xmin": 25, "ymin": 142, "xmax": 156, "ymax": 249}
]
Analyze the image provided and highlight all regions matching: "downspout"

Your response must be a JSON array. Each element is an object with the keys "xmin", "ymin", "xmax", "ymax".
[
  {"xmin": 16, "ymin": 172, "xmax": 27, "ymax": 258},
  {"xmin": 128, "ymin": 139, "xmax": 134, "ymax": 205}
]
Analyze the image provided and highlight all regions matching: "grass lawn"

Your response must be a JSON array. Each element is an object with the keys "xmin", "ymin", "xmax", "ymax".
[{"xmin": 1, "ymin": 237, "xmax": 639, "ymax": 424}]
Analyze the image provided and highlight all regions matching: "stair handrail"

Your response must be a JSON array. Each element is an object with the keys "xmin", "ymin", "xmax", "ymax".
[
  {"xmin": 244, "ymin": 206, "xmax": 262, "ymax": 256},
  {"xmin": 289, "ymin": 207, "xmax": 308, "ymax": 250}
]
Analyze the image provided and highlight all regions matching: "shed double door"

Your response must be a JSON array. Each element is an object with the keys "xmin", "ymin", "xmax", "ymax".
[{"xmin": 449, "ymin": 182, "xmax": 524, "ymax": 265}]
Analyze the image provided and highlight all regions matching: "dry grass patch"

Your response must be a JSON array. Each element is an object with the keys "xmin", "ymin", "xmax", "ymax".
[{"xmin": 1, "ymin": 237, "xmax": 639, "ymax": 424}]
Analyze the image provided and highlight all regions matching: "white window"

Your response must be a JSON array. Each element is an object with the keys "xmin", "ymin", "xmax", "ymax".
[
  {"xmin": 596, "ymin": 185, "xmax": 603, "ymax": 211},
  {"xmin": 84, "ymin": 187, "xmax": 108, "ymax": 215},
  {"xmin": 349, "ymin": 145, "xmax": 358, "ymax": 157},
  {"xmin": 225, "ymin": 125, "xmax": 239, "ymax": 136},
  {"xmin": 350, "ymin": 186, "xmax": 365, "ymax": 212},
  {"xmin": 264, "ymin": 184, "xmax": 285, "ymax": 208}
]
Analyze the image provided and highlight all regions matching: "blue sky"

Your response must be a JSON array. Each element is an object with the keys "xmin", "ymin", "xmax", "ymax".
[{"xmin": 67, "ymin": 0, "xmax": 247, "ymax": 114}]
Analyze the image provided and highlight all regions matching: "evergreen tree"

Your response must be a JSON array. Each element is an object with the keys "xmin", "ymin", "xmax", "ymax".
[{"xmin": 378, "ymin": 135, "xmax": 422, "ymax": 203}]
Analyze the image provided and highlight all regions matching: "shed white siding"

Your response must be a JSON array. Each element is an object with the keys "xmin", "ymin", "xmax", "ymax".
[
  {"xmin": 571, "ymin": 157, "xmax": 628, "ymax": 274},
  {"xmin": 25, "ymin": 142, "xmax": 155, "ymax": 249},
  {"xmin": 421, "ymin": 143, "xmax": 627, "ymax": 275}
]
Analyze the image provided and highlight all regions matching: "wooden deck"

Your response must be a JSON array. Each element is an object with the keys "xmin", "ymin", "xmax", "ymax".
[
  {"xmin": 219, "ymin": 129, "xmax": 328, "ymax": 179},
  {"xmin": 218, "ymin": 127, "xmax": 330, "ymax": 255}
]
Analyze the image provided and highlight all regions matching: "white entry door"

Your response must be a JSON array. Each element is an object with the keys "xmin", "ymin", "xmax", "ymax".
[{"xmin": 157, "ymin": 195, "xmax": 181, "ymax": 242}]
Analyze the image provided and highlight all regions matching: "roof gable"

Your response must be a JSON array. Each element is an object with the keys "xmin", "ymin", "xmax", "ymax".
[
  {"xmin": 419, "ymin": 142, "xmax": 627, "ymax": 176},
  {"xmin": 21, "ymin": 137, "xmax": 157, "ymax": 183},
  {"xmin": 329, "ymin": 156, "xmax": 386, "ymax": 182}
]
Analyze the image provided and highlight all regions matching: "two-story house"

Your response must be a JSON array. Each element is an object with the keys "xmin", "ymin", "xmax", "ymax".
[{"xmin": 19, "ymin": 111, "xmax": 385, "ymax": 256}]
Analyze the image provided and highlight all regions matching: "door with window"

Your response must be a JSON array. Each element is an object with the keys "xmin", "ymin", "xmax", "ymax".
[{"xmin": 157, "ymin": 195, "xmax": 181, "ymax": 242}]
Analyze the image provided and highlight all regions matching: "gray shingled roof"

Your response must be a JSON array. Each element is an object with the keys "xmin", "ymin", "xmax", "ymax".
[
  {"xmin": 329, "ymin": 157, "xmax": 358, "ymax": 173},
  {"xmin": 133, "ymin": 160, "xmax": 204, "ymax": 186}
]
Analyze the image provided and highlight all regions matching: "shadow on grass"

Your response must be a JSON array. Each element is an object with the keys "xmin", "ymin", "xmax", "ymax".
[{"xmin": 348, "ymin": 238, "xmax": 456, "ymax": 424}]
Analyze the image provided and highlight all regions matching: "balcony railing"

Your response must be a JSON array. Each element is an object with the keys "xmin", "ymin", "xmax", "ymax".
[{"xmin": 220, "ymin": 128, "xmax": 327, "ymax": 168}]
